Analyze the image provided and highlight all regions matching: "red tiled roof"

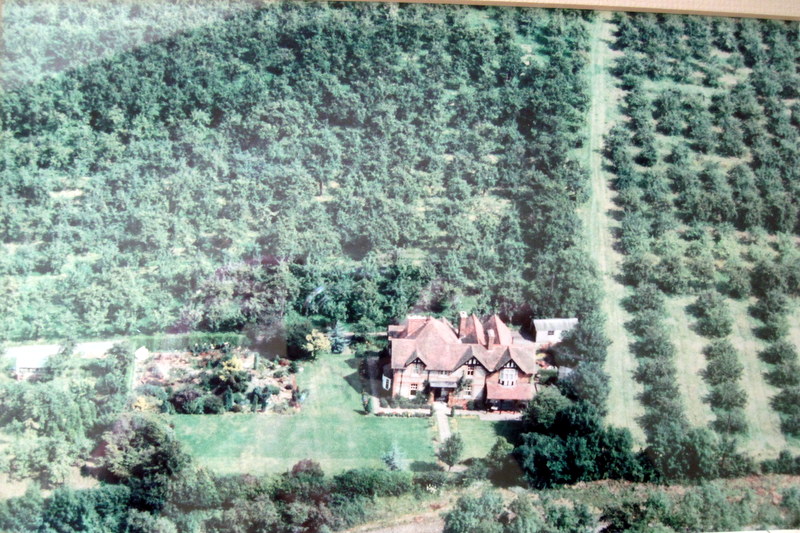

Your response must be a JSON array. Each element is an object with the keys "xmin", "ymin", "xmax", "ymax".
[
  {"xmin": 486, "ymin": 382, "xmax": 535, "ymax": 401},
  {"xmin": 484, "ymin": 314, "xmax": 513, "ymax": 346},
  {"xmin": 460, "ymin": 314, "xmax": 486, "ymax": 345},
  {"xmin": 389, "ymin": 315, "xmax": 538, "ymax": 374}
]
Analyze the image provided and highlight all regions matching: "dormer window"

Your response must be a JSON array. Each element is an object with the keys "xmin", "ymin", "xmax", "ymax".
[
  {"xmin": 466, "ymin": 366, "xmax": 475, "ymax": 376},
  {"xmin": 500, "ymin": 368, "xmax": 517, "ymax": 387}
]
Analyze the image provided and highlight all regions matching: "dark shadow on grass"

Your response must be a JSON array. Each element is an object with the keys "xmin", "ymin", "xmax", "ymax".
[
  {"xmin": 410, "ymin": 461, "xmax": 442, "ymax": 472},
  {"xmin": 343, "ymin": 371, "xmax": 366, "ymax": 396},
  {"xmin": 490, "ymin": 421, "xmax": 524, "ymax": 446}
]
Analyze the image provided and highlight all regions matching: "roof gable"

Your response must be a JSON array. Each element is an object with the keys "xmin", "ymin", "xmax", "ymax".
[
  {"xmin": 483, "ymin": 314, "xmax": 513, "ymax": 346},
  {"xmin": 459, "ymin": 314, "xmax": 486, "ymax": 346}
]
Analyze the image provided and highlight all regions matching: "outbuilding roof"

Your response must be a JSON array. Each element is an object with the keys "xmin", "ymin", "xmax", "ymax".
[
  {"xmin": 532, "ymin": 318, "xmax": 579, "ymax": 331},
  {"xmin": 14, "ymin": 352, "xmax": 50, "ymax": 371}
]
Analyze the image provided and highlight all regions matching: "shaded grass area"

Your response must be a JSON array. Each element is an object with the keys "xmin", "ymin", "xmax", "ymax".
[
  {"xmin": 173, "ymin": 354, "xmax": 437, "ymax": 475},
  {"xmin": 449, "ymin": 417, "xmax": 523, "ymax": 460}
]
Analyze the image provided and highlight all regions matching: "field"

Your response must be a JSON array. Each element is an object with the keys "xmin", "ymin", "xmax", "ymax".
[
  {"xmin": 173, "ymin": 353, "xmax": 438, "ymax": 475},
  {"xmin": 582, "ymin": 13, "xmax": 800, "ymax": 459}
]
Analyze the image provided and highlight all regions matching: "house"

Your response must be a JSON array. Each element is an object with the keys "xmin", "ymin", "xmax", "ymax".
[
  {"xmin": 385, "ymin": 312, "xmax": 540, "ymax": 409},
  {"xmin": 531, "ymin": 318, "xmax": 579, "ymax": 347}
]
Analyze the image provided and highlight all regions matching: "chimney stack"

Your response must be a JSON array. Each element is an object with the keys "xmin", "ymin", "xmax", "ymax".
[
  {"xmin": 458, "ymin": 311, "xmax": 468, "ymax": 338},
  {"xmin": 487, "ymin": 329, "xmax": 496, "ymax": 348}
]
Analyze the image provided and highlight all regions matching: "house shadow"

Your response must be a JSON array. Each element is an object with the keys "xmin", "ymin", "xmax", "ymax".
[{"xmin": 343, "ymin": 371, "xmax": 365, "ymax": 395}]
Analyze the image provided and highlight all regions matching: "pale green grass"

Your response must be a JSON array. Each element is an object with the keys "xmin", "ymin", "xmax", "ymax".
[
  {"xmin": 449, "ymin": 417, "xmax": 522, "ymax": 460},
  {"xmin": 726, "ymin": 299, "xmax": 794, "ymax": 459},
  {"xmin": 663, "ymin": 296, "xmax": 714, "ymax": 428},
  {"xmin": 578, "ymin": 14, "xmax": 646, "ymax": 446},
  {"xmin": 173, "ymin": 354, "xmax": 437, "ymax": 475},
  {"xmin": 663, "ymin": 295, "xmax": 798, "ymax": 458}
]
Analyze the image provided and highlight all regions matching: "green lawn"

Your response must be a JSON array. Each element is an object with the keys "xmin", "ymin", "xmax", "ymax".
[
  {"xmin": 449, "ymin": 417, "xmax": 522, "ymax": 460},
  {"xmin": 172, "ymin": 354, "xmax": 437, "ymax": 475}
]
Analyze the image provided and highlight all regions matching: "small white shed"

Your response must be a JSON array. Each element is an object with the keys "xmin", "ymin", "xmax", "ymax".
[
  {"xmin": 14, "ymin": 352, "xmax": 51, "ymax": 381},
  {"xmin": 531, "ymin": 318, "xmax": 579, "ymax": 346}
]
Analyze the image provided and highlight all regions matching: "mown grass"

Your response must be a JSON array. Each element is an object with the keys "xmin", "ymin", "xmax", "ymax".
[
  {"xmin": 579, "ymin": 14, "xmax": 646, "ymax": 446},
  {"xmin": 172, "ymin": 353, "xmax": 437, "ymax": 475},
  {"xmin": 449, "ymin": 417, "xmax": 523, "ymax": 460}
]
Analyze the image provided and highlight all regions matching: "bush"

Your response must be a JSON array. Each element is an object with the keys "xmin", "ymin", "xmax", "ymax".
[
  {"xmin": 201, "ymin": 395, "xmax": 225, "ymax": 414},
  {"xmin": 332, "ymin": 468, "xmax": 412, "ymax": 499},
  {"xmin": 412, "ymin": 470, "xmax": 450, "ymax": 489}
]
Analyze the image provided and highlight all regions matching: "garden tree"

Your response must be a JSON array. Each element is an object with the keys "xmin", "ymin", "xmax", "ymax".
[
  {"xmin": 561, "ymin": 361, "xmax": 610, "ymax": 415},
  {"xmin": 0, "ymin": 485, "xmax": 44, "ymax": 533},
  {"xmin": 100, "ymin": 413, "xmax": 191, "ymax": 511},
  {"xmin": 522, "ymin": 386, "xmax": 572, "ymax": 433},
  {"xmin": 485, "ymin": 436, "xmax": 515, "ymax": 473},
  {"xmin": 691, "ymin": 290, "xmax": 733, "ymax": 338},
  {"xmin": 210, "ymin": 356, "xmax": 251, "ymax": 394},
  {"xmin": 437, "ymin": 433, "xmax": 465, "ymax": 471},
  {"xmin": 327, "ymin": 323, "xmax": 348, "ymax": 354},
  {"xmin": 44, "ymin": 339, "xmax": 76, "ymax": 380},
  {"xmin": 517, "ymin": 401, "xmax": 645, "ymax": 488},
  {"xmin": 38, "ymin": 485, "xmax": 131, "ymax": 533},
  {"xmin": 624, "ymin": 283, "xmax": 664, "ymax": 314},
  {"xmin": 443, "ymin": 491, "xmax": 505, "ymax": 533},
  {"xmin": 381, "ymin": 443, "xmax": 408, "ymax": 472},
  {"xmin": 552, "ymin": 312, "xmax": 611, "ymax": 366},
  {"xmin": 95, "ymin": 343, "xmax": 135, "ymax": 424},
  {"xmin": 303, "ymin": 329, "xmax": 332, "ymax": 360}
]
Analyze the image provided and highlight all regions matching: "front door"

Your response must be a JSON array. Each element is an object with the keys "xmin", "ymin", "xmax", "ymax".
[{"xmin": 438, "ymin": 389, "xmax": 449, "ymax": 402}]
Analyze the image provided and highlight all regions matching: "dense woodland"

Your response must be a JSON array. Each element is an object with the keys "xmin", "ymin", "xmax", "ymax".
[{"xmin": 1, "ymin": 0, "xmax": 598, "ymax": 345}]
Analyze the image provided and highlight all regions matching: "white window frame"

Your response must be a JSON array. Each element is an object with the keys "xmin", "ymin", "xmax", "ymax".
[{"xmin": 499, "ymin": 368, "xmax": 517, "ymax": 387}]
